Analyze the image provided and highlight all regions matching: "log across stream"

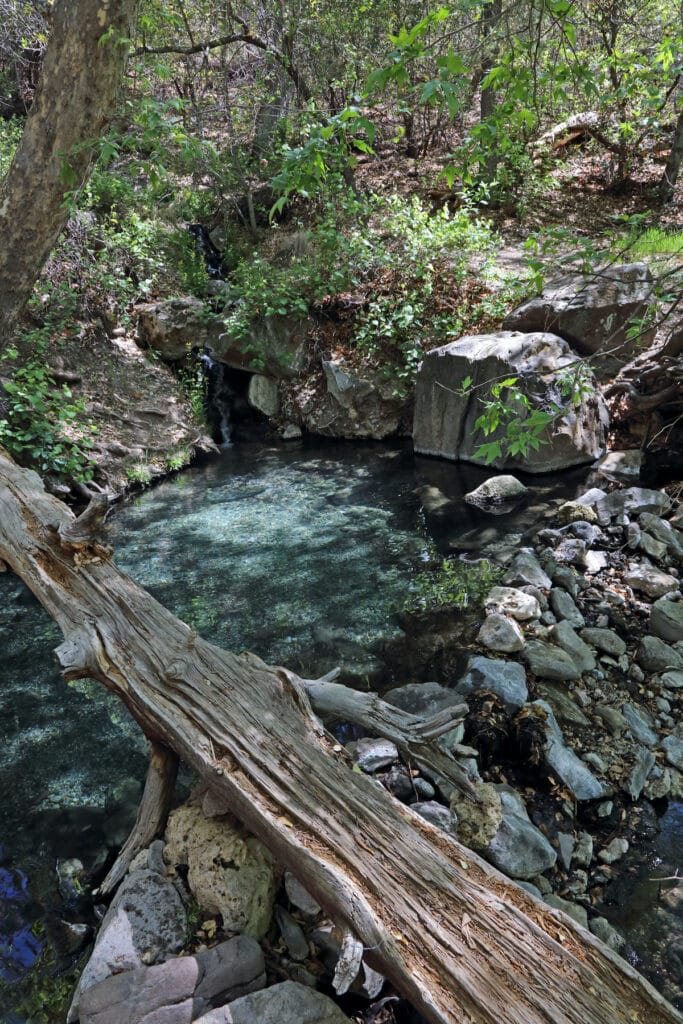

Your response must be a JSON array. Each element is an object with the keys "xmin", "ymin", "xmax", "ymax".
[{"xmin": 1, "ymin": 445, "xmax": 682, "ymax": 1023}]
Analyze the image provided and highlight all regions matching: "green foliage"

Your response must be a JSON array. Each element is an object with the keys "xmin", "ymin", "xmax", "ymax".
[
  {"xmin": 626, "ymin": 226, "xmax": 683, "ymax": 257},
  {"xmin": 0, "ymin": 115, "xmax": 22, "ymax": 178},
  {"xmin": 351, "ymin": 194, "xmax": 498, "ymax": 392},
  {"xmin": 469, "ymin": 363, "xmax": 595, "ymax": 465},
  {"xmin": 406, "ymin": 556, "xmax": 503, "ymax": 612},
  {"xmin": 0, "ymin": 293, "xmax": 97, "ymax": 482}
]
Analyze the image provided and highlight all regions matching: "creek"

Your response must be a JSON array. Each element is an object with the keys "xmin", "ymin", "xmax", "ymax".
[{"xmin": 0, "ymin": 439, "xmax": 680, "ymax": 1016}]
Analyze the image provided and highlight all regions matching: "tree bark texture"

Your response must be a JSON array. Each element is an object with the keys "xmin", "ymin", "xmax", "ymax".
[
  {"xmin": 0, "ymin": 0, "xmax": 139, "ymax": 347},
  {"xmin": 0, "ymin": 452, "xmax": 680, "ymax": 1024}
]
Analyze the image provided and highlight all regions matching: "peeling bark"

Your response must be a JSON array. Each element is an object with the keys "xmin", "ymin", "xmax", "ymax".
[
  {"xmin": 0, "ymin": 451, "xmax": 680, "ymax": 1024},
  {"xmin": 0, "ymin": 0, "xmax": 139, "ymax": 347}
]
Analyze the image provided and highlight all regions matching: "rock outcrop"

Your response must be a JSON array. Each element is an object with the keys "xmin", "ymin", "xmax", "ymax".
[
  {"xmin": 502, "ymin": 262, "xmax": 655, "ymax": 378},
  {"xmin": 412, "ymin": 331, "xmax": 608, "ymax": 473}
]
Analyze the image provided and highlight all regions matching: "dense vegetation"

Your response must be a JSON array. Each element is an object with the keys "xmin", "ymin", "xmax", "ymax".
[{"xmin": 2, "ymin": 0, "xmax": 683, "ymax": 481}]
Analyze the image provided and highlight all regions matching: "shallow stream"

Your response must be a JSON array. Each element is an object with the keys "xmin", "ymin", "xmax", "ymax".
[{"xmin": 0, "ymin": 439, "xmax": 679, "ymax": 1015}]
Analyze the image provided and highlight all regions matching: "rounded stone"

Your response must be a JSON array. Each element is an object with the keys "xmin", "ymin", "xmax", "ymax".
[{"xmin": 477, "ymin": 612, "xmax": 525, "ymax": 653}]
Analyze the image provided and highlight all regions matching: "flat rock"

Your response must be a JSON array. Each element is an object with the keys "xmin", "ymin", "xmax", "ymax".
[
  {"xmin": 485, "ymin": 585, "xmax": 541, "ymax": 621},
  {"xmin": 284, "ymin": 872, "xmax": 321, "ymax": 919},
  {"xmin": 412, "ymin": 801, "xmax": 457, "ymax": 832},
  {"xmin": 662, "ymin": 735, "xmax": 683, "ymax": 771},
  {"xmin": 597, "ymin": 487, "xmax": 671, "ymax": 521},
  {"xmin": 534, "ymin": 701, "xmax": 608, "ymax": 801},
  {"xmin": 550, "ymin": 588, "xmax": 585, "ymax": 627},
  {"xmin": 78, "ymin": 957, "xmax": 199, "ymax": 1024},
  {"xmin": 486, "ymin": 787, "xmax": 557, "ymax": 879},
  {"xmin": 68, "ymin": 869, "xmax": 187, "ymax": 1022},
  {"xmin": 477, "ymin": 612, "xmax": 525, "ymax": 653},
  {"xmin": 456, "ymin": 655, "xmax": 528, "ymax": 709},
  {"xmin": 523, "ymin": 641, "xmax": 581, "ymax": 681},
  {"xmin": 550, "ymin": 621, "xmax": 597, "ymax": 674},
  {"xmin": 383, "ymin": 681, "xmax": 466, "ymax": 717},
  {"xmin": 639, "ymin": 533, "xmax": 668, "ymax": 561},
  {"xmin": 350, "ymin": 738, "xmax": 399, "ymax": 772},
  {"xmin": 637, "ymin": 636, "xmax": 683, "ymax": 673},
  {"xmin": 624, "ymin": 564, "xmax": 678, "ymax": 599},
  {"xmin": 502, "ymin": 262, "xmax": 654, "ymax": 380},
  {"xmin": 196, "ymin": 981, "xmax": 353, "ymax": 1024},
  {"xmin": 639, "ymin": 514, "xmax": 683, "ymax": 559},
  {"xmin": 625, "ymin": 747, "xmax": 656, "ymax": 800},
  {"xmin": 622, "ymin": 703, "xmax": 658, "ymax": 746},
  {"xmin": 536, "ymin": 681, "xmax": 591, "ymax": 727},
  {"xmin": 660, "ymin": 670, "xmax": 683, "ymax": 690},
  {"xmin": 650, "ymin": 597, "xmax": 683, "ymax": 644},
  {"xmin": 544, "ymin": 894, "xmax": 588, "ymax": 928},
  {"xmin": 579, "ymin": 627, "xmax": 626, "ymax": 657}
]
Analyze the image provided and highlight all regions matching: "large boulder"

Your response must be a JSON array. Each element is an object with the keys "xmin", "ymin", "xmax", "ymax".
[
  {"xmin": 413, "ymin": 332, "xmax": 608, "ymax": 473},
  {"xmin": 137, "ymin": 298, "xmax": 309, "ymax": 378},
  {"xmin": 67, "ymin": 868, "xmax": 187, "ymax": 1021},
  {"xmin": 502, "ymin": 262, "xmax": 655, "ymax": 379}
]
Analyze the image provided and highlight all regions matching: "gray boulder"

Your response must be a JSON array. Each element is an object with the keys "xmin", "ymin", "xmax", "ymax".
[
  {"xmin": 650, "ymin": 597, "xmax": 683, "ymax": 643},
  {"xmin": 67, "ymin": 869, "xmax": 187, "ymax": 1022},
  {"xmin": 502, "ymin": 262, "xmax": 655, "ymax": 379},
  {"xmin": 504, "ymin": 549, "xmax": 552, "ymax": 590},
  {"xmin": 137, "ymin": 298, "xmax": 309, "ymax": 378},
  {"xmin": 625, "ymin": 747, "xmax": 656, "ymax": 800},
  {"xmin": 302, "ymin": 359, "xmax": 411, "ymax": 440},
  {"xmin": 477, "ymin": 613, "xmax": 525, "ymax": 653},
  {"xmin": 523, "ymin": 641, "xmax": 581, "ymax": 682},
  {"xmin": 533, "ymin": 701, "xmax": 608, "ymax": 800},
  {"xmin": 247, "ymin": 375, "xmax": 280, "ymax": 417},
  {"xmin": 662, "ymin": 735, "xmax": 683, "ymax": 771},
  {"xmin": 195, "ymin": 981, "xmax": 353, "ymax": 1024},
  {"xmin": 598, "ymin": 488, "xmax": 672, "ymax": 521},
  {"xmin": 550, "ymin": 621, "xmax": 597, "ymax": 674},
  {"xmin": 637, "ymin": 636, "xmax": 683, "ymax": 673},
  {"xmin": 486, "ymin": 787, "xmax": 557, "ymax": 879},
  {"xmin": 456, "ymin": 655, "xmax": 528, "ymax": 709},
  {"xmin": 485, "ymin": 586, "xmax": 541, "ymax": 621},
  {"xmin": 412, "ymin": 332, "xmax": 608, "ymax": 472},
  {"xmin": 624, "ymin": 564, "xmax": 678, "ymax": 599},
  {"xmin": 78, "ymin": 937, "xmax": 266, "ymax": 1024},
  {"xmin": 549, "ymin": 588, "xmax": 584, "ymax": 627},
  {"xmin": 579, "ymin": 627, "xmax": 626, "ymax": 657}
]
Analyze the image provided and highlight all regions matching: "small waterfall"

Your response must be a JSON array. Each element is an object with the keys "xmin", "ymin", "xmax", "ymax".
[{"xmin": 200, "ymin": 350, "xmax": 234, "ymax": 447}]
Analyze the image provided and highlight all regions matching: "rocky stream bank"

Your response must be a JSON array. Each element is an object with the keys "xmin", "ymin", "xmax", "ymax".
[{"xmin": 54, "ymin": 466, "xmax": 683, "ymax": 1024}]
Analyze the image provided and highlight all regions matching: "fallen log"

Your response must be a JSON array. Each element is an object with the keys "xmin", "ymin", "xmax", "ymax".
[{"xmin": 0, "ymin": 451, "xmax": 681, "ymax": 1024}]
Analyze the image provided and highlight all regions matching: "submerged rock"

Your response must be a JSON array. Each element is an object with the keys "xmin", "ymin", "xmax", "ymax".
[{"xmin": 464, "ymin": 475, "xmax": 529, "ymax": 510}]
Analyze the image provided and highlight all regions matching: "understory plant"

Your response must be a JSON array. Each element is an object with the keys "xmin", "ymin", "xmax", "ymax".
[{"xmin": 0, "ymin": 298, "xmax": 97, "ymax": 483}]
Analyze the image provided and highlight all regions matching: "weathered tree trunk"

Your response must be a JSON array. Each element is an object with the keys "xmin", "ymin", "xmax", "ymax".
[
  {"xmin": 0, "ymin": 451, "xmax": 680, "ymax": 1024},
  {"xmin": 0, "ymin": 0, "xmax": 139, "ymax": 348}
]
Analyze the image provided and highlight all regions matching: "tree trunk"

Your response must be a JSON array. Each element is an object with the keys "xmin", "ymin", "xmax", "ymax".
[
  {"xmin": 0, "ymin": 453, "xmax": 680, "ymax": 1024},
  {"xmin": 0, "ymin": 0, "xmax": 139, "ymax": 349},
  {"xmin": 479, "ymin": 0, "xmax": 503, "ymax": 183},
  {"xmin": 659, "ymin": 107, "xmax": 683, "ymax": 203}
]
